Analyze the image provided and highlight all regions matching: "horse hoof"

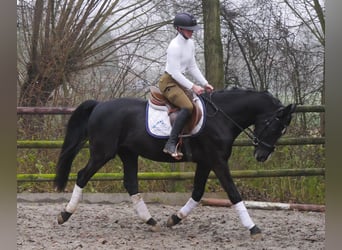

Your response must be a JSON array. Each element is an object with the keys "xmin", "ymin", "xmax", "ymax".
[
  {"xmin": 166, "ymin": 214, "xmax": 182, "ymax": 227},
  {"xmin": 250, "ymin": 225, "xmax": 263, "ymax": 240},
  {"xmin": 146, "ymin": 218, "xmax": 160, "ymax": 232},
  {"xmin": 57, "ymin": 211, "xmax": 72, "ymax": 225},
  {"xmin": 150, "ymin": 224, "xmax": 161, "ymax": 232}
]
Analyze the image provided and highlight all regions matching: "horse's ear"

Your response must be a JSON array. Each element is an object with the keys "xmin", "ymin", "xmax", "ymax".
[{"xmin": 277, "ymin": 104, "xmax": 296, "ymax": 118}]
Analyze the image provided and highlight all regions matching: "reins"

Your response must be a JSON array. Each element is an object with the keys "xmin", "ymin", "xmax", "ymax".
[{"xmin": 201, "ymin": 93, "xmax": 275, "ymax": 151}]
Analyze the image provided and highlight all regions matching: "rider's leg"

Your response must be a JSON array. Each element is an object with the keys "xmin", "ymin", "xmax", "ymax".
[
  {"xmin": 163, "ymin": 108, "xmax": 191, "ymax": 157},
  {"xmin": 159, "ymin": 76, "xmax": 193, "ymax": 158}
]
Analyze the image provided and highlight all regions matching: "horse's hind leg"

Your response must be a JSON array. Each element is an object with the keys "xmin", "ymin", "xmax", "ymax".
[
  {"xmin": 119, "ymin": 149, "xmax": 160, "ymax": 232},
  {"xmin": 57, "ymin": 155, "xmax": 111, "ymax": 225},
  {"xmin": 167, "ymin": 163, "xmax": 211, "ymax": 227}
]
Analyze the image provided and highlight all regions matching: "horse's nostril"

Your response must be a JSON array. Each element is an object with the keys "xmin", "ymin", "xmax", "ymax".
[{"xmin": 254, "ymin": 150, "xmax": 270, "ymax": 162}]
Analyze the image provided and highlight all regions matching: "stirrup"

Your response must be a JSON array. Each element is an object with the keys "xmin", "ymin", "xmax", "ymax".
[
  {"xmin": 173, "ymin": 150, "xmax": 183, "ymax": 160},
  {"xmin": 163, "ymin": 142, "xmax": 183, "ymax": 160},
  {"xmin": 175, "ymin": 142, "xmax": 183, "ymax": 159}
]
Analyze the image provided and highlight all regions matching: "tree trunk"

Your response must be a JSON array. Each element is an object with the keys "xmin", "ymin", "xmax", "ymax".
[
  {"xmin": 320, "ymin": 59, "xmax": 325, "ymax": 137},
  {"xmin": 202, "ymin": 0, "xmax": 224, "ymax": 89}
]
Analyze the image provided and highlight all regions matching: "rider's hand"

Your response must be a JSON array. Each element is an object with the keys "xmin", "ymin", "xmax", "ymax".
[
  {"xmin": 191, "ymin": 84, "xmax": 205, "ymax": 95},
  {"xmin": 204, "ymin": 83, "xmax": 214, "ymax": 92}
]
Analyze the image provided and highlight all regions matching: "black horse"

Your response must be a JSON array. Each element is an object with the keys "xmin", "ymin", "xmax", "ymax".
[{"xmin": 54, "ymin": 87, "xmax": 295, "ymax": 238}]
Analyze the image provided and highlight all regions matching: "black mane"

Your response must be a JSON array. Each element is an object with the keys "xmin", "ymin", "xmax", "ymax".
[{"xmin": 204, "ymin": 87, "xmax": 283, "ymax": 110}]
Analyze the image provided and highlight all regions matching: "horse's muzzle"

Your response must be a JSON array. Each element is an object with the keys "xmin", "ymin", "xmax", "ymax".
[{"xmin": 254, "ymin": 148, "xmax": 272, "ymax": 162}]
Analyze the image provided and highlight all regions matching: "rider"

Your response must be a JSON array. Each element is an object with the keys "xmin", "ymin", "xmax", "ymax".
[{"xmin": 159, "ymin": 12, "xmax": 214, "ymax": 159}]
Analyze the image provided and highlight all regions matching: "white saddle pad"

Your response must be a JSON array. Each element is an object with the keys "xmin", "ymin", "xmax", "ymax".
[{"xmin": 146, "ymin": 96, "xmax": 205, "ymax": 138}]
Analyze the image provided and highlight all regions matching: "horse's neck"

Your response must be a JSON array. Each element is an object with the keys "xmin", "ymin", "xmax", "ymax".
[{"xmin": 212, "ymin": 90, "xmax": 275, "ymax": 129}]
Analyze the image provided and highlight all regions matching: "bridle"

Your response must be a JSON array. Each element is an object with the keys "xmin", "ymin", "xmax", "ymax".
[
  {"xmin": 201, "ymin": 94, "xmax": 287, "ymax": 152},
  {"xmin": 253, "ymin": 114, "xmax": 288, "ymax": 152}
]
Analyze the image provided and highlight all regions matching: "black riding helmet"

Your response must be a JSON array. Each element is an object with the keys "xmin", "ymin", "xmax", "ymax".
[{"xmin": 173, "ymin": 12, "xmax": 200, "ymax": 31}]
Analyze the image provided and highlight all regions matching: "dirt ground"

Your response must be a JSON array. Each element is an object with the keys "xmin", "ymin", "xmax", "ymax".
[{"xmin": 17, "ymin": 199, "xmax": 325, "ymax": 250}]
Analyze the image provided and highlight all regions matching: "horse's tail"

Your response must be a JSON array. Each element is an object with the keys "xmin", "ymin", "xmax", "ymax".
[{"xmin": 54, "ymin": 100, "xmax": 99, "ymax": 192}]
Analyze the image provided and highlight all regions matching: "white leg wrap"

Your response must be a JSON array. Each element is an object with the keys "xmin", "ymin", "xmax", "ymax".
[
  {"xmin": 177, "ymin": 198, "xmax": 199, "ymax": 219},
  {"xmin": 131, "ymin": 193, "xmax": 152, "ymax": 222},
  {"xmin": 65, "ymin": 184, "xmax": 83, "ymax": 213},
  {"xmin": 233, "ymin": 201, "xmax": 255, "ymax": 229}
]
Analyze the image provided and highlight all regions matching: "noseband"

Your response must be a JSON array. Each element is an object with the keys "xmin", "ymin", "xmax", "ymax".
[
  {"xmin": 202, "ymin": 94, "xmax": 286, "ymax": 152},
  {"xmin": 252, "ymin": 115, "xmax": 288, "ymax": 152}
]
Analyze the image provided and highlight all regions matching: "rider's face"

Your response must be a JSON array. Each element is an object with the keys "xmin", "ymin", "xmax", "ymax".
[{"xmin": 180, "ymin": 28, "xmax": 193, "ymax": 39}]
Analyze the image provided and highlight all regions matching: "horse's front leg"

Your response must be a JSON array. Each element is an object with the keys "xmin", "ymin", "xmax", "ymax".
[
  {"xmin": 212, "ymin": 163, "xmax": 262, "ymax": 239},
  {"xmin": 167, "ymin": 163, "xmax": 211, "ymax": 227},
  {"xmin": 120, "ymin": 150, "xmax": 160, "ymax": 232}
]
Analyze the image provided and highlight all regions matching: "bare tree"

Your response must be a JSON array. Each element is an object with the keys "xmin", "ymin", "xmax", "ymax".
[
  {"xmin": 17, "ymin": 0, "xmax": 174, "ymax": 138},
  {"xmin": 283, "ymin": 0, "xmax": 324, "ymax": 46},
  {"xmin": 283, "ymin": 0, "xmax": 325, "ymax": 135},
  {"xmin": 221, "ymin": 1, "xmax": 292, "ymax": 91},
  {"xmin": 17, "ymin": 0, "xmax": 169, "ymax": 107}
]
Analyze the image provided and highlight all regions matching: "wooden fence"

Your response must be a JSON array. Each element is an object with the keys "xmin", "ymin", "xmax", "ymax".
[{"xmin": 17, "ymin": 105, "xmax": 325, "ymax": 182}]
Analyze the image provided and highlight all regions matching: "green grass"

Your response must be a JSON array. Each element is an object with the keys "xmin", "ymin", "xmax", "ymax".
[{"xmin": 17, "ymin": 144, "xmax": 325, "ymax": 204}]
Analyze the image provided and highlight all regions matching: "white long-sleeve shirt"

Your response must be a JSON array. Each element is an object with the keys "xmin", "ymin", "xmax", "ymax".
[{"xmin": 165, "ymin": 33, "xmax": 208, "ymax": 89}]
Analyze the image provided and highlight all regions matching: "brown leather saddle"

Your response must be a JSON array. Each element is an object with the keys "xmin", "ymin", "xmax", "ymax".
[{"xmin": 149, "ymin": 86, "xmax": 202, "ymax": 135}]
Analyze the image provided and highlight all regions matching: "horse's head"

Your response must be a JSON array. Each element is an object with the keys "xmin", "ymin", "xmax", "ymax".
[{"xmin": 253, "ymin": 103, "xmax": 296, "ymax": 162}]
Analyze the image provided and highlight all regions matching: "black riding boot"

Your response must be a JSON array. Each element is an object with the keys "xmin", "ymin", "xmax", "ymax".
[{"xmin": 163, "ymin": 108, "xmax": 191, "ymax": 158}]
